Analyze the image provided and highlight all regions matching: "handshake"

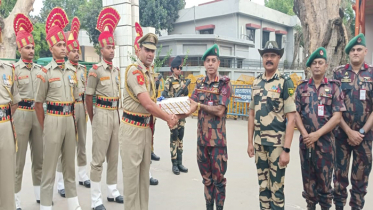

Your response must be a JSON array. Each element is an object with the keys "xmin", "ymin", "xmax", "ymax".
[{"xmin": 166, "ymin": 114, "xmax": 179, "ymax": 129}]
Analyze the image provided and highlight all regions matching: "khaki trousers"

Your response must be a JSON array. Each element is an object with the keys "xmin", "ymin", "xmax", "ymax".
[
  {"xmin": 119, "ymin": 122, "xmax": 152, "ymax": 210},
  {"xmin": 0, "ymin": 121, "xmax": 16, "ymax": 210},
  {"xmin": 90, "ymin": 108, "xmax": 119, "ymax": 184},
  {"xmin": 40, "ymin": 115, "xmax": 77, "ymax": 206},
  {"xmin": 14, "ymin": 109, "xmax": 43, "ymax": 193}
]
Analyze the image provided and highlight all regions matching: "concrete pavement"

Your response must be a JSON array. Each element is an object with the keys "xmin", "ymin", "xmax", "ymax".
[{"xmin": 16, "ymin": 117, "xmax": 373, "ymax": 209}]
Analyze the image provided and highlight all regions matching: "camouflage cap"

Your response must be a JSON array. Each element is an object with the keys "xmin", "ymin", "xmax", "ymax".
[
  {"xmin": 138, "ymin": 33, "xmax": 158, "ymax": 50},
  {"xmin": 345, "ymin": 33, "xmax": 366, "ymax": 54},
  {"xmin": 202, "ymin": 44, "xmax": 219, "ymax": 61},
  {"xmin": 258, "ymin": 41, "xmax": 284, "ymax": 58},
  {"xmin": 306, "ymin": 47, "xmax": 327, "ymax": 67}
]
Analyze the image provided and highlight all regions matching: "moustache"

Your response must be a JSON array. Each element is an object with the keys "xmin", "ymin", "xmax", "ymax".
[{"xmin": 266, "ymin": 61, "xmax": 274, "ymax": 65}]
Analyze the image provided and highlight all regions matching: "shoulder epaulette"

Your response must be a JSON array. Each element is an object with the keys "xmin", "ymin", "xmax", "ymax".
[
  {"xmin": 256, "ymin": 73, "xmax": 263, "ymax": 79},
  {"xmin": 92, "ymin": 63, "xmax": 102, "ymax": 70},
  {"xmin": 13, "ymin": 62, "xmax": 20, "ymax": 68},
  {"xmin": 280, "ymin": 73, "xmax": 290, "ymax": 80},
  {"xmin": 329, "ymin": 79, "xmax": 341, "ymax": 86},
  {"xmin": 3, "ymin": 62, "xmax": 13, "ymax": 68},
  {"xmin": 219, "ymin": 75, "xmax": 230, "ymax": 84}
]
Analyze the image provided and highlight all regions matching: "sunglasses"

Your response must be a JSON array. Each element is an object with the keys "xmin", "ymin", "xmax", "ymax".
[{"xmin": 174, "ymin": 66, "xmax": 183, "ymax": 70}]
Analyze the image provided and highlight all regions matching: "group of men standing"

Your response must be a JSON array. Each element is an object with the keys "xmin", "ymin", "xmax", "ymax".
[{"xmin": 248, "ymin": 33, "xmax": 372, "ymax": 210}]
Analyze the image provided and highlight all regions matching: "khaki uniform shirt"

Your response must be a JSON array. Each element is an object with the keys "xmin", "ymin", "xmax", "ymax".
[
  {"xmin": 0, "ymin": 61, "xmax": 21, "ymax": 105},
  {"xmin": 14, "ymin": 60, "xmax": 44, "ymax": 100}
]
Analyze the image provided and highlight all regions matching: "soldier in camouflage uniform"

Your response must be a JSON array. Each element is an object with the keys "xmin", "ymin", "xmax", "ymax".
[
  {"xmin": 162, "ymin": 56, "xmax": 189, "ymax": 175},
  {"xmin": 333, "ymin": 33, "xmax": 373, "ymax": 210},
  {"xmin": 295, "ymin": 47, "xmax": 346, "ymax": 210},
  {"xmin": 183, "ymin": 44, "xmax": 231, "ymax": 210},
  {"xmin": 247, "ymin": 41, "xmax": 296, "ymax": 210}
]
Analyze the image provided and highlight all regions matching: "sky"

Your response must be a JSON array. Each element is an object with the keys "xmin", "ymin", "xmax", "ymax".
[{"xmin": 31, "ymin": 0, "xmax": 265, "ymax": 16}]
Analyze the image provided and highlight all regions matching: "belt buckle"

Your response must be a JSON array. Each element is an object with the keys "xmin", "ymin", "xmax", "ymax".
[
  {"xmin": 63, "ymin": 105, "xmax": 71, "ymax": 113},
  {"xmin": 145, "ymin": 117, "xmax": 150, "ymax": 124},
  {"xmin": 0, "ymin": 109, "xmax": 5, "ymax": 117},
  {"xmin": 112, "ymin": 101, "xmax": 118, "ymax": 108},
  {"xmin": 30, "ymin": 101, "xmax": 35, "ymax": 108}
]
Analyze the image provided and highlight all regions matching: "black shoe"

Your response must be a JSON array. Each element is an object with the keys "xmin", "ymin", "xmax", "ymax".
[
  {"xmin": 151, "ymin": 152, "xmax": 160, "ymax": 161},
  {"xmin": 37, "ymin": 200, "xmax": 40, "ymax": 204},
  {"xmin": 150, "ymin": 177, "xmax": 159, "ymax": 185},
  {"xmin": 58, "ymin": 189, "xmax": 65, "ymax": 198},
  {"xmin": 216, "ymin": 206, "xmax": 223, "ymax": 210},
  {"xmin": 172, "ymin": 165, "xmax": 180, "ymax": 175},
  {"xmin": 335, "ymin": 206, "xmax": 343, "ymax": 210},
  {"xmin": 17, "ymin": 208, "xmax": 21, "ymax": 210},
  {"xmin": 206, "ymin": 203, "xmax": 214, "ymax": 210},
  {"xmin": 107, "ymin": 195, "xmax": 123, "ymax": 203},
  {"xmin": 93, "ymin": 204, "xmax": 106, "ymax": 210},
  {"xmin": 178, "ymin": 164, "xmax": 188, "ymax": 173},
  {"xmin": 79, "ymin": 180, "xmax": 91, "ymax": 188},
  {"xmin": 351, "ymin": 208, "xmax": 361, "ymax": 210},
  {"xmin": 307, "ymin": 203, "xmax": 316, "ymax": 210}
]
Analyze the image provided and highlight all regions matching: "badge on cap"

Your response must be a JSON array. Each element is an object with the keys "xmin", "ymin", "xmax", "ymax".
[
  {"xmin": 268, "ymin": 43, "xmax": 273, "ymax": 49},
  {"xmin": 320, "ymin": 50, "xmax": 324, "ymax": 56},
  {"xmin": 357, "ymin": 37, "xmax": 362, "ymax": 43},
  {"xmin": 215, "ymin": 48, "xmax": 217, "ymax": 53}
]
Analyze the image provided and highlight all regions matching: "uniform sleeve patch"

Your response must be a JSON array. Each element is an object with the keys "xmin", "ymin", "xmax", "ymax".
[
  {"xmin": 137, "ymin": 74, "xmax": 145, "ymax": 85},
  {"xmin": 288, "ymin": 88, "xmax": 294, "ymax": 96},
  {"xmin": 42, "ymin": 67, "xmax": 48, "ymax": 73},
  {"xmin": 89, "ymin": 72, "xmax": 97, "ymax": 77},
  {"xmin": 49, "ymin": 78, "xmax": 61, "ymax": 82},
  {"xmin": 132, "ymin": 70, "xmax": 142, "ymax": 75},
  {"xmin": 100, "ymin": 76, "xmax": 110, "ymax": 81},
  {"xmin": 37, "ymin": 75, "xmax": 45, "ymax": 82}
]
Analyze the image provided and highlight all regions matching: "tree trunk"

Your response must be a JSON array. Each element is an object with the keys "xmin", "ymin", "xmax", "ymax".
[
  {"xmin": 294, "ymin": 0, "xmax": 348, "ymax": 78},
  {"xmin": 290, "ymin": 32, "xmax": 301, "ymax": 69},
  {"xmin": 0, "ymin": 0, "xmax": 35, "ymax": 59}
]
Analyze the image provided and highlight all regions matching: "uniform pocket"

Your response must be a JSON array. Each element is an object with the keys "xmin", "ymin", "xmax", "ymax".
[
  {"xmin": 267, "ymin": 92, "xmax": 283, "ymax": 113},
  {"xmin": 50, "ymin": 81, "xmax": 62, "ymax": 88},
  {"xmin": 100, "ymin": 79, "xmax": 111, "ymax": 86}
]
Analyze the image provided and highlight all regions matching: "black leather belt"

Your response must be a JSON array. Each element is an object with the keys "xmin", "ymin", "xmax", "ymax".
[
  {"xmin": 46, "ymin": 102, "xmax": 74, "ymax": 116},
  {"xmin": 19, "ymin": 100, "xmax": 35, "ymax": 109},
  {"xmin": 122, "ymin": 112, "xmax": 150, "ymax": 124}
]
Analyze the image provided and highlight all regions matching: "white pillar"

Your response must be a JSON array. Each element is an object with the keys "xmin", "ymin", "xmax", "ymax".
[{"xmin": 131, "ymin": 0, "xmax": 140, "ymax": 56}]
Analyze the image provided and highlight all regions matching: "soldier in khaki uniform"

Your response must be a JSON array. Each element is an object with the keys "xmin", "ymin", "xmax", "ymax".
[
  {"xmin": 34, "ymin": 7, "xmax": 81, "ymax": 210},
  {"xmin": 56, "ymin": 17, "xmax": 90, "ymax": 199},
  {"xmin": 119, "ymin": 33, "xmax": 178, "ymax": 210},
  {"xmin": 162, "ymin": 56, "xmax": 189, "ymax": 175},
  {"xmin": 12, "ymin": 13, "xmax": 44, "ymax": 209},
  {"xmin": 0, "ymin": 60, "xmax": 21, "ymax": 210},
  {"xmin": 247, "ymin": 41, "xmax": 296, "ymax": 210},
  {"xmin": 85, "ymin": 7, "xmax": 123, "ymax": 210}
]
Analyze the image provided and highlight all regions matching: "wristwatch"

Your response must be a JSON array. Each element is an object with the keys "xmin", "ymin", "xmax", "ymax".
[
  {"xmin": 359, "ymin": 128, "xmax": 365, "ymax": 135},
  {"xmin": 283, "ymin": 147, "xmax": 290, "ymax": 153}
]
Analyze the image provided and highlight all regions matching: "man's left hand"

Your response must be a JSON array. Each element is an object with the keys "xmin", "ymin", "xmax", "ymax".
[
  {"xmin": 303, "ymin": 131, "xmax": 320, "ymax": 148},
  {"xmin": 279, "ymin": 151, "xmax": 290, "ymax": 168}
]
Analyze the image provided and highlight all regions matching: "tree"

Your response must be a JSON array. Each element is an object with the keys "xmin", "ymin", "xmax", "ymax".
[
  {"xmin": 153, "ymin": 45, "xmax": 172, "ymax": 73},
  {"xmin": 0, "ymin": 0, "xmax": 17, "ymax": 18},
  {"xmin": 139, "ymin": 0, "xmax": 185, "ymax": 35},
  {"xmin": 76, "ymin": 0, "xmax": 102, "ymax": 55},
  {"xmin": 294, "ymin": 0, "xmax": 348, "ymax": 78},
  {"xmin": 264, "ymin": 0, "xmax": 294, "ymax": 15},
  {"xmin": 32, "ymin": 22, "xmax": 52, "ymax": 59},
  {"xmin": 0, "ymin": 0, "xmax": 35, "ymax": 58},
  {"xmin": 39, "ymin": 0, "xmax": 85, "ymax": 25}
]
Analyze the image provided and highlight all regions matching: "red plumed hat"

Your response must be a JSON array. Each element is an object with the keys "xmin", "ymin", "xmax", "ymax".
[
  {"xmin": 66, "ymin": 17, "xmax": 81, "ymax": 54},
  {"xmin": 13, "ymin": 13, "xmax": 34, "ymax": 48},
  {"xmin": 45, "ymin": 7, "xmax": 69, "ymax": 47},
  {"xmin": 134, "ymin": 22, "xmax": 143, "ymax": 52},
  {"xmin": 96, "ymin": 7, "xmax": 121, "ymax": 48}
]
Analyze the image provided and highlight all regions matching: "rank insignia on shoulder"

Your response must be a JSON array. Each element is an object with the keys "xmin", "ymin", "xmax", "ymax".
[
  {"xmin": 89, "ymin": 72, "xmax": 97, "ymax": 78},
  {"xmin": 132, "ymin": 70, "xmax": 142, "ymax": 75},
  {"xmin": 93, "ymin": 64, "xmax": 98, "ymax": 70},
  {"xmin": 42, "ymin": 67, "xmax": 48, "ymax": 73}
]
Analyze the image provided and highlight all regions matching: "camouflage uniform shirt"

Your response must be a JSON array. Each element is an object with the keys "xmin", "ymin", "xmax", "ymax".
[
  {"xmin": 295, "ymin": 77, "xmax": 346, "ymax": 152},
  {"xmin": 190, "ymin": 75, "xmax": 231, "ymax": 147},
  {"xmin": 249, "ymin": 70, "xmax": 296, "ymax": 147},
  {"xmin": 162, "ymin": 74, "xmax": 188, "ymax": 98},
  {"xmin": 333, "ymin": 63, "xmax": 373, "ymax": 140}
]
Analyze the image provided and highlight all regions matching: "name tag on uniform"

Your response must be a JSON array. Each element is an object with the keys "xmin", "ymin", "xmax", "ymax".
[
  {"xmin": 360, "ymin": 89, "xmax": 366, "ymax": 100},
  {"xmin": 208, "ymin": 101, "xmax": 213, "ymax": 106},
  {"xmin": 318, "ymin": 105, "xmax": 324, "ymax": 117}
]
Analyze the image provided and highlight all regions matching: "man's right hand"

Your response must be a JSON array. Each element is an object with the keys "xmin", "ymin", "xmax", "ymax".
[
  {"xmin": 347, "ymin": 129, "xmax": 364, "ymax": 146},
  {"xmin": 247, "ymin": 144, "xmax": 254, "ymax": 158},
  {"xmin": 167, "ymin": 114, "xmax": 178, "ymax": 129}
]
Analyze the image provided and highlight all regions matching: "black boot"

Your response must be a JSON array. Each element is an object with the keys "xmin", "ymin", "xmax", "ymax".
[
  {"xmin": 320, "ymin": 206, "xmax": 329, "ymax": 210},
  {"xmin": 217, "ymin": 206, "xmax": 223, "ymax": 210},
  {"xmin": 307, "ymin": 202, "xmax": 316, "ymax": 210},
  {"xmin": 351, "ymin": 208, "xmax": 361, "ymax": 210},
  {"xmin": 335, "ymin": 206, "xmax": 343, "ymax": 210},
  {"xmin": 172, "ymin": 159, "xmax": 180, "ymax": 175},
  {"xmin": 206, "ymin": 203, "xmax": 214, "ymax": 210},
  {"xmin": 151, "ymin": 152, "xmax": 160, "ymax": 161},
  {"xmin": 177, "ymin": 152, "xmax": 188, "ymax": 173}
]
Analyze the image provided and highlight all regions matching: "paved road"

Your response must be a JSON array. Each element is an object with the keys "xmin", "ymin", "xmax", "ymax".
[{"xmin": 17, "ymin": 117, "xmax": 373, "ymax": 210}]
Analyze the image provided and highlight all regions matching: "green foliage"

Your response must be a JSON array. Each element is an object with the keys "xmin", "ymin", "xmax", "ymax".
[
  {"xmin": 39, "ymin": 0, "xmax": 85, "ymax": 26},
  {"xmin": 139, "ymin": 0, "xmax": 186, "ymax": 35},
  {"xmin": 0, "ymin": 0, "xmax": 17, "ymax": 18},
  {"xmin": 32, "ymin": 22, "xmax": 52, "ymax": 59},
  {"xmin": 264, "ymin": 0, "xmax": 294, "ymax": 15},
  {"xmin": 342, "ymin": 0, "xmax": 355, "ymax": 38},
  {"xmin": 153, "ymin": 45, "xmax": 172, "ymax": 73},
  {"xmin": 183, "ymin": 49, "xmax": 189, "ymax": 66},
  {"xmin": 76, "ymin": 0, "xmax": 102, "ymax": 55}
]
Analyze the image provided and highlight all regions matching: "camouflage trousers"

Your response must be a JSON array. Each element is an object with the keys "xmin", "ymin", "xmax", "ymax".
[
  {"xmin": 333, "ymin": 136, "xmax": 372, "ymax": 209},
  {"xmin": 300, "ymin": 145, "xmax": 334, "ymax": 208},
  {"xmin": 197, "ymin": 146, "xmax": 228, "ymax": 207},
  {"xmin": 255, "ymin": 143, "xmax": 286, "ymax": 210},
  {"xmin": 170, "ymin": 119, "xmax": 185, "ymax": 162}
]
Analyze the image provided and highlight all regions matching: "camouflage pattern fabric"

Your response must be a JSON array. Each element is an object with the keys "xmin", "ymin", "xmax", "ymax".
[
  {"xmin": 333, "ymin": 63, "xmax": 373, "ymax": 209},
  {"xmin": 190, "ymin": 75, "xmax": 231, "ymax": 147},
  {"xmin": 249, "ymin": 70, "xmax": 296, "ymax": 147},
  {"xmin": 254, "ymin": 143, "xmax": 285, "ymax": 210},
  {"xmin": 295, "ymin": 77, "xmax": 346, "ymax": 208},
  {"xmin": 162, "ymin": 74, "xmax": 188, "ymax": 98},
  {"xmin": 197, "ymin": 146, "xmax": 227, "ymax": 207}
]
